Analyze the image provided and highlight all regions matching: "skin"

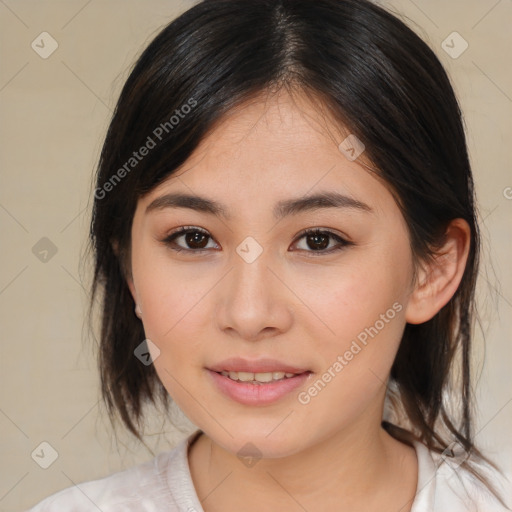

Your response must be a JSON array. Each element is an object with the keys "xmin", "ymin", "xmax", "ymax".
[{"xmin": 126, "ymin": 88, "xmax": 470, "ymax": 511}]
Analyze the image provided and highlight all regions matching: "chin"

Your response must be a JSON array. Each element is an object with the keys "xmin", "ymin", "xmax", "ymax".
[{"xmin": 206, "ymin": 420, "xmax": 307, "ymax": 460}]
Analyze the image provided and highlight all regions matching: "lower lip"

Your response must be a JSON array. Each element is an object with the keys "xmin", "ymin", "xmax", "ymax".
[{"xmin": 207, "ymin": 369, "xmax": 312, "ymax": 405}]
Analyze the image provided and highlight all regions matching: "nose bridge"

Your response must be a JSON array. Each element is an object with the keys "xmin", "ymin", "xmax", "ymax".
[
  {"xmin": 215, "ymin": 237, "xmax": 291, "ymax": 339},
  {"xmin": 230, "ymin": 238, "xmax": 275, "ymax": 308}
]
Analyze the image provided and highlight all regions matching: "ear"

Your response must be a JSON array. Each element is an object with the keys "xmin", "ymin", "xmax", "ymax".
[
  {"xmin": 126, "ymin": 276, "xmax": 138, "ymax": 305},
  {"xmin": 405, "ymin": 218, "xmax": 471, "ymax": 324},
  {"xmin": 111, "ymin": 238, "xmax": 138, "ymax": 305}
]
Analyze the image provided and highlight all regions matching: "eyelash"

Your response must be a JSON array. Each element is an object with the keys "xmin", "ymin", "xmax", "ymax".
[{"xmin": 160, "ymin": 226, "xmax": 352, "ymax": 256}]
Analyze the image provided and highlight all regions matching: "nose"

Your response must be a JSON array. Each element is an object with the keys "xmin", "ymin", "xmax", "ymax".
[{"xmin": 215, "ymin": 247, "xmax": 294, "ymax": 342}]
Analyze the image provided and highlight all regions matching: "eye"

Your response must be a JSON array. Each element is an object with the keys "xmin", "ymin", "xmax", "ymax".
[
  {"xmin": 161, "ymin": 226, "xmax": 218, "ymax": 253},
  {"xmin": 292, "ymin": 228, "xmax": 351, "ymax": 255},
  {"xmin": 160, "ymin": 226, "xmax": 352, "ymax": 255}
]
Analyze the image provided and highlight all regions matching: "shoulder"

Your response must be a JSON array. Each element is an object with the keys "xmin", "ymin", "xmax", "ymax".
[
  {"xmin": 25, "ymin": 443, "xmax": 183, "ymax": 511},
  {"xmin": 412, "ymin": 440, "xmax": 512, "ymax": 512}
]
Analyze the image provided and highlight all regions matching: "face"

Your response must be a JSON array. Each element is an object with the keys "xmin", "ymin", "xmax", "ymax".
[{"xmin": 128, "ymin": 90, "xmax": 416, "ymax": 458}]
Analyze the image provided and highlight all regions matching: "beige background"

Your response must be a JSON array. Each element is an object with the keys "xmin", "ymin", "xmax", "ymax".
[{"xmin": 0, "ymin": 1, "xmax": 511, "ymax": 510}]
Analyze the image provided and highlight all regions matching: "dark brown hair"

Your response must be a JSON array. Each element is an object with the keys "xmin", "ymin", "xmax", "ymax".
[{"xmin": 86, "ymin": 0, "xmax": 507, "ymax": 505}]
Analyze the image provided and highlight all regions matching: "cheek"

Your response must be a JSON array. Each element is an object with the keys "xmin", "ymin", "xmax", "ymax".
[
  {"xmin": 302, "ymin": 247, "xmax": 410, "ymax": 380},
  {"xmin": 294, "ymin": 268, "xmax": 407, "ymax": 436},
  {"xmin": 309, "ymin": 259, "xmax": 405, "ymax": 338},
  {"xmin": 134, "ymin": 259, "xmax": 211, "ymax": 414},
  {"xmin": 133, "ymin": 245, "xmax": 215, "ymax": 341}
]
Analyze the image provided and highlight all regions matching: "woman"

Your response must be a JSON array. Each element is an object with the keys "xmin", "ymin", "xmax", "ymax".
[{"xmin": 28, "ymin": 0, "xmax": 511, "ymax": 510}]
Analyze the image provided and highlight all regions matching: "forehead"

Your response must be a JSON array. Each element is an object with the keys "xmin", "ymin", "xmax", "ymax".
[
  {"xmin": 188, "ymin": 89, "xmax": 348, "ymax": 161},
  {"xmin": 138, "ymin": 89, "xmax": 391, "ymax": 218}
]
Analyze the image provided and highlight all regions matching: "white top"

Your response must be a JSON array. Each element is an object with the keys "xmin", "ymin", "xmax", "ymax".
[{"xmin": 26, "ymin": 429, "xmax": 510, "ymax": 511}]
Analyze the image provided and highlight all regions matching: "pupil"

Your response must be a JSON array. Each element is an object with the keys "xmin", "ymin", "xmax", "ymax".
[
  {"xmin": 308, "ymin": 233, "xmax": 328, "ymax": 250},
  {"xmin": 186, "ymin": 231, "xmax": 207, "ymax": 248}
]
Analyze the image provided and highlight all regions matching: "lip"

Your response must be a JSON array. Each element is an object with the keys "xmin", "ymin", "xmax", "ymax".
[
  {"xmin": 206, "ymin": 368, "xmax": 313, "ymax": 406},
  {"xmin": 207, "ymin": 357, "xmax": 310, "ymax": 374}
]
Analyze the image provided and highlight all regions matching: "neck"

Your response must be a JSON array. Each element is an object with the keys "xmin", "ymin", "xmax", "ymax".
[{"xmin": 188, "ymin": 404, "xmax": 418, "ymax": 511}]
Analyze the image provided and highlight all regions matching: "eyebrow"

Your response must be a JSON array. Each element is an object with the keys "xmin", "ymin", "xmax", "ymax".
[{"xmin": 145, "ymin": 191, "xmax": 373, "ymax": 219}]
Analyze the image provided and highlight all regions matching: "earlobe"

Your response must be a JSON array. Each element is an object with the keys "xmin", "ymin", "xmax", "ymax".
[
  {"xmin": 405, "ymin": 219, "xmax": 471, "ymax": 325},
  {"xmin": 127, "ymin": 277, "xmax": 143, "ymax": 319}
]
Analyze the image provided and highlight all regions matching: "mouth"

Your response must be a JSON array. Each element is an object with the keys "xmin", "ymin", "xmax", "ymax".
[
  {"xmin": 206, "ymin": 363, "xmax": 313, "ymax": 405},
  {"xmin": 214, "ymin": 370, "xmax": 307, "ymax": 384},
  {"xmin": 207, "ymin": 356, "xmax": 310, "ymax": 376}
]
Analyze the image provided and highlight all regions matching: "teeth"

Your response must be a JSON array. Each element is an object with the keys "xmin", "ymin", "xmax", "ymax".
[{"xmin": 219, "ymin": 370, "xmax": 300, "ymax": 383}]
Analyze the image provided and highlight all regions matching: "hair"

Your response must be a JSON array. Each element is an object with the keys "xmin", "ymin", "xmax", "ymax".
[{"xmin": 86, "ymin": 0, "xmax": 507, "ymax": 505}]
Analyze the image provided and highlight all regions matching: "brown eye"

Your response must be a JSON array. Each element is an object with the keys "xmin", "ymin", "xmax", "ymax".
[
  {"xmin": 305, "ymin": 231, "xmax": 330, "ymax": 250},
  {"xmin": 161, "ymin": 226, "xmax": 351, "ymax": 256},
  {"xmin": 162, "ymin": 226, "xmax": 218, "ymax": 253},
  {"xmin": 293, "ymin": 228, "xmax": 351, "ymax": 255},
  {"xmin": 183, "ymin": 230, "xmax": 209, "ymax": 249}
]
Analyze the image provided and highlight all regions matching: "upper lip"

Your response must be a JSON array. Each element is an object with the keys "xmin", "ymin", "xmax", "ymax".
[{"xmin": 208, "ymin": 357, "xmax": 310, "ymax": 374}]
